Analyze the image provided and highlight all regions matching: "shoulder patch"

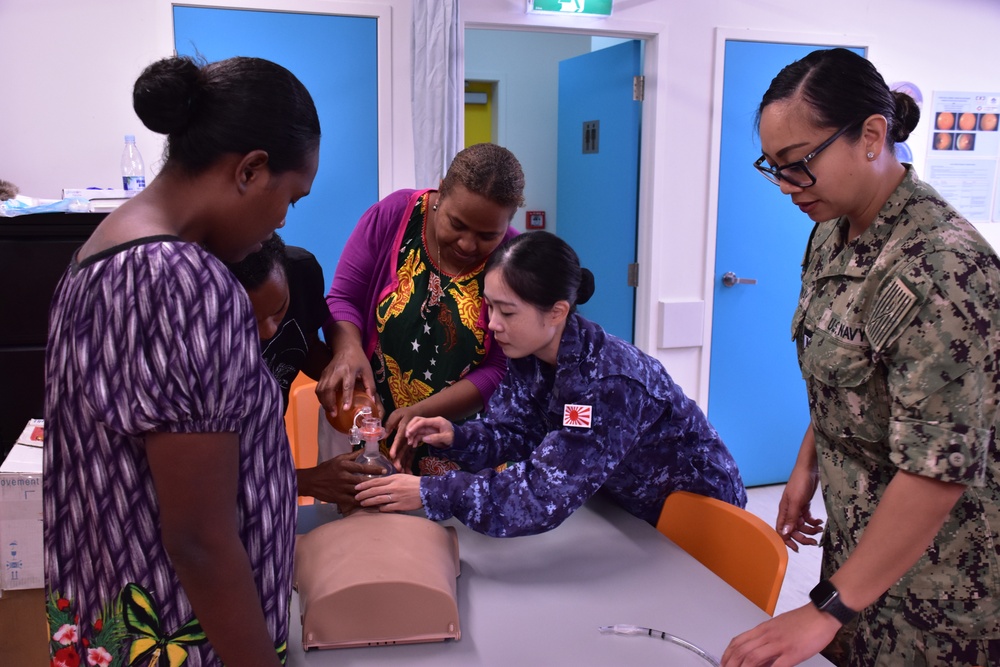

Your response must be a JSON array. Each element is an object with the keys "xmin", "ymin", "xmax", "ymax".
[
  {"xmin": 563, "ymin": 404, "xmax": 592, "ymax": 428},
  {"xmin": 865, "ymin": 276, "xmax": 919, "ymax": 351}
]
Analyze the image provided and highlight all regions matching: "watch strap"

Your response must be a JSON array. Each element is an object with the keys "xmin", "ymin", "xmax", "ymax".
[{"xmin": 809, "ymin": 579, "xmax": 858, "ymax": 625}]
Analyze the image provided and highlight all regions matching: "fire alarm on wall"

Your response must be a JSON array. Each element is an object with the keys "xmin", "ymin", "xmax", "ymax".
[{"xmin": 526, "ymin": 210, "xmax": 546, "ymax": 229}]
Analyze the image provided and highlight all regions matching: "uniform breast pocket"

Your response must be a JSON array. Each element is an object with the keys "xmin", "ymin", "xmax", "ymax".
[{"xmin": 799, "ymin": 327, "xmax": 890, "ymax": 445}]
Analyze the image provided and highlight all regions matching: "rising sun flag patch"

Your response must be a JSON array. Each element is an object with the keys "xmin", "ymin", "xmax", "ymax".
[{"xmin": 563, "ymin": 403, "xmax": 592, "ymax": 428}]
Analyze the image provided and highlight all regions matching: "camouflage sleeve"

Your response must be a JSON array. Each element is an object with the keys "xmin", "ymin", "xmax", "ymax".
[
  {"xmin": 420, "ymin": 375, "xmax": 662, "ymax": 537},
  {"xmin": 873, "ymin": 250, "xmax": 997, "ymax": 485},
  {"xmin": 441, "ymin": 368, "xmax": 550, "ymax": 472}
]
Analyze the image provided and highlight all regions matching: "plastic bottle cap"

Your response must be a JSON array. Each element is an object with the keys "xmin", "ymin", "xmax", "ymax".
[{"xmin": 125, "ymin": 134, "xmax": 135, "ymax": 142}]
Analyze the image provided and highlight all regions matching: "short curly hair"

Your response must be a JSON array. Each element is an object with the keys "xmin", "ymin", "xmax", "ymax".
[{"xmin": 439, "ymin": 143, "xmax": 525, "ymax": 210}]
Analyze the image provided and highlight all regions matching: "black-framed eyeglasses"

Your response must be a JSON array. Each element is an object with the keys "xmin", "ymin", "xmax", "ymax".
[{"xmin": 753, "ymin": 124, "xmax": 854, "ymax": 188}]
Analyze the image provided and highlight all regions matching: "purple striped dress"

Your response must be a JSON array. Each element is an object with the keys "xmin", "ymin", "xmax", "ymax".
[{"xmin": 43, "ymin": 238, "xmax": 296, "ymax": 666}]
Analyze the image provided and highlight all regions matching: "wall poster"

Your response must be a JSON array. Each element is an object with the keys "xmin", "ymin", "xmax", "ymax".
[{"xmin": 926, "ymin": 91, "xmax": 1000, "ymax": 222}]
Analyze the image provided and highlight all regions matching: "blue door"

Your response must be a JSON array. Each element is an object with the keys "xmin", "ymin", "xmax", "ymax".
[
  {"xmin": 556, "ymin": 41, "xmax": 642, "ymax": 342},
  {"xmin": 173, "ymin": 7, "xmax": 379, "ymax": 290},
  {"xmin": 708, "ymin": 40, "xmax": 865, "ymax": 486}
]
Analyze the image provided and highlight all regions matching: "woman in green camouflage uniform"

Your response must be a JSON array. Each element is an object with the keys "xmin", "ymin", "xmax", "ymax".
[{"xmin": 723, "ymin": 48, "xmax": 1000, "ymax": 667}]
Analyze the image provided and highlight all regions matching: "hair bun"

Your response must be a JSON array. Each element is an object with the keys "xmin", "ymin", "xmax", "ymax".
[
  {"xmin": 132, "ymin": 56, "xmax": 202, "ymax": 135},
  {"xmin": 891, "ymin": 91, "xmax": 920, "ymax": 144},
  {"xmin": 577, "ymin": 268, "xmax": 595, "ymax": 306}
]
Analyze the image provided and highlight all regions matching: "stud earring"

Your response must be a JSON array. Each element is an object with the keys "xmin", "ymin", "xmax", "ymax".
[
  {"xmin": 432, "ymin": 204, "xmax": 438, "ymax": 211},
  {"xmin": 867, "ymin": 152, "xmax": 875, "ymax": 160}
]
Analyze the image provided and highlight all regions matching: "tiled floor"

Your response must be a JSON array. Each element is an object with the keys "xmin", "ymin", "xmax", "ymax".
[{"xmin": 744, "ymin": 483, "xmax": 827, "ymax": 616}]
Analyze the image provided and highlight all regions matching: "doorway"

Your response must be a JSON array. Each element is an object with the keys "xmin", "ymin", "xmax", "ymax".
[
  {"xmin": 464, "ymin": 81, "xmax": 496, "ymax": 147},
  {"xmin": 464, "ymin": 29, "xmax": 642, "ymax": 342}
]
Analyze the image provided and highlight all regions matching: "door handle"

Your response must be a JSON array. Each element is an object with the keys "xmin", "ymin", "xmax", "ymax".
[{"xmin": 721, "ymin": 271, "xmax": 757, "ymax": 287}]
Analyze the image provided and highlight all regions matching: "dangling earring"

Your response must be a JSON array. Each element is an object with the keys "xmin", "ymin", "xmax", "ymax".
[{"xmin": 867, "ymin": 151, "xmax": 875, "ymax": 160}]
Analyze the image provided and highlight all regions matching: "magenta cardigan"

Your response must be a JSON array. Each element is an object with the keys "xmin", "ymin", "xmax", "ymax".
[{"xmin": 325, "ymin": 188, "xmax": 518, "ymax": 404}]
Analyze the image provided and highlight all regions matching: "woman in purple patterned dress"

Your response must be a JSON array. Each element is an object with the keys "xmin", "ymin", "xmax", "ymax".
[{"xmin": 44, "ymin": 55, "xmax": 319, "ymax": 666}]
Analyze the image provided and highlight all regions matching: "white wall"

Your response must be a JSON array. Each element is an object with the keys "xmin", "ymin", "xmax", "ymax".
[
  {"xmin": 463, "ymin": 0, "xmax": 1000, "ymax": 404},
  {"xmin": 4, "ymin": 0, "xmax": 1000, "ymax": 405},
  {"xmin": 0, "ymin": 0, "xmax": 416, "ymax": 199},
  {"xmin": 0, "ymin": 0, "xmax": 167, "ymax": 197},
  {"xmin": 465, "ymin": 29, "xmax": 592, "ymax": 234}
]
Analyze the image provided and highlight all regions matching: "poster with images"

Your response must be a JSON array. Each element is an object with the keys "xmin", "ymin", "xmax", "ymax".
[{"xmin": 926, "ymin": 91, "xmax": 1000, "ymax": 222}]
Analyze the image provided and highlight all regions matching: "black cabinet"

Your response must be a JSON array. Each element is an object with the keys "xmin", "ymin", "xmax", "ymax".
[{"xmin": 0, "ymin": 212, "xmax": 104, "ymax": 458}]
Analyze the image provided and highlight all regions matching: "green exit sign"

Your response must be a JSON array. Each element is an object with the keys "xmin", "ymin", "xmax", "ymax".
[{"xmin": 528, "ymin": 0, "xmax": 613, "ymax": 17}]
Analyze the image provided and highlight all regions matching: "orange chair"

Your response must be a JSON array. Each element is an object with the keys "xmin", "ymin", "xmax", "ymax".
[
  {"xmin": 285, "ymin": 373, "xmax": 322, "ymax": 505},
  {"xmin": 284, "ymin": 372, "xmax": 314, "ymax": 455},
  {"xmin": 656, "ymin": 491, "xmax": 788, "ymax": 615}
]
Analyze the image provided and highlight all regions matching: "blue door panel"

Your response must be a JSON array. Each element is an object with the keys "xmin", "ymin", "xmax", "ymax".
[
  {"xmin": 556, "ymin": 41, "xmax": 641, "ymax": 342},
  {"xmin": 708, "ymin": 41, "xmax": 864, "ymax": 486},
  {"xmin": 173, "ymin": 7, "xmax": 379, "ymax": 291}
]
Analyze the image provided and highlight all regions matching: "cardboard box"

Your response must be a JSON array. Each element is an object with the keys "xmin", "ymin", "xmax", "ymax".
[
  {"xmin": 0, "ymin": 420, "xmax": 44, "ymax": 592},
  {"xmin": 0, "ymin": 588, "xmax": 48, "ymax": 664}
]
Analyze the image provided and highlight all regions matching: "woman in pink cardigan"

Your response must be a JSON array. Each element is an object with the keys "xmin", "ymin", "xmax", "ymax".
[{"xmin": 315, "ymin": 144, "xmax": 524, "ymax": 511}]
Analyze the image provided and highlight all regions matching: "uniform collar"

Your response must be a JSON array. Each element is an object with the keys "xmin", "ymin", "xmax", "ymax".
[
  {"xmin": 554, "ymin": 313, "xmax": 585, "ymax": 368},
  {"xmin": 543, "ymin": 313, "xmax": 587, "ymax": 409},
  {"xmin": 813, "ymin": 165, "xmax": 918, "ymax": 279}
]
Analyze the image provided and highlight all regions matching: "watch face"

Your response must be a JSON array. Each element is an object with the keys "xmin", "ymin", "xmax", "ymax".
[
  {"xmin": 809, "ymin": 579, "xmax": 836, "ymax": 607},
  {"xmin": 809, "ymin": 580, "xmax": 857, "ymax": 624}
]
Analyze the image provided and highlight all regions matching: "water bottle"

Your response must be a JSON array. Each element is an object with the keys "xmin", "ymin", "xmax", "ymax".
[{"xmin": 121, "ymin": 134, "xmax": 146, "ymax": 192}]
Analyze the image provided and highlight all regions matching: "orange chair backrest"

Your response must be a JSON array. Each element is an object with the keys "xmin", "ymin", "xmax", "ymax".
[
  {"xmin": 656, "ymin": 491, "xmax": 788, "ymax": 615},
  {"xmin": 285, "ymin": 373, "xmax": 321, "ymax": 505}
]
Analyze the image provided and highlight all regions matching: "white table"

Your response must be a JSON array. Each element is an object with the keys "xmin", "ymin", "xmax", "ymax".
[{"xmin": 288, "ymin": 495, "xmax": 831, "ymax": 666}]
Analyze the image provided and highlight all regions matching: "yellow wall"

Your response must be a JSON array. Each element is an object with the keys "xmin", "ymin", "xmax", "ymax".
[{"xmin": 464, "ymin": 81, "xmax": 493, "ymax": 146}]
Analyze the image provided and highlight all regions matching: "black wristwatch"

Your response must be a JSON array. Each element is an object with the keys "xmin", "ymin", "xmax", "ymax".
[{"xmin": 809, "ymin": 579, "xmax": 858, "ymax": 625}]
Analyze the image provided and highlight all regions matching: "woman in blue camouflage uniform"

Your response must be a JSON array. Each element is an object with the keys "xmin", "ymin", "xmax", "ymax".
[
  {"xmin": 723, "ymin": 49, "xmax": 1000, "ymax": 667},
  {"xmin": 354, "ymin": 231, "xmax": 746, "ymax": 537}
]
